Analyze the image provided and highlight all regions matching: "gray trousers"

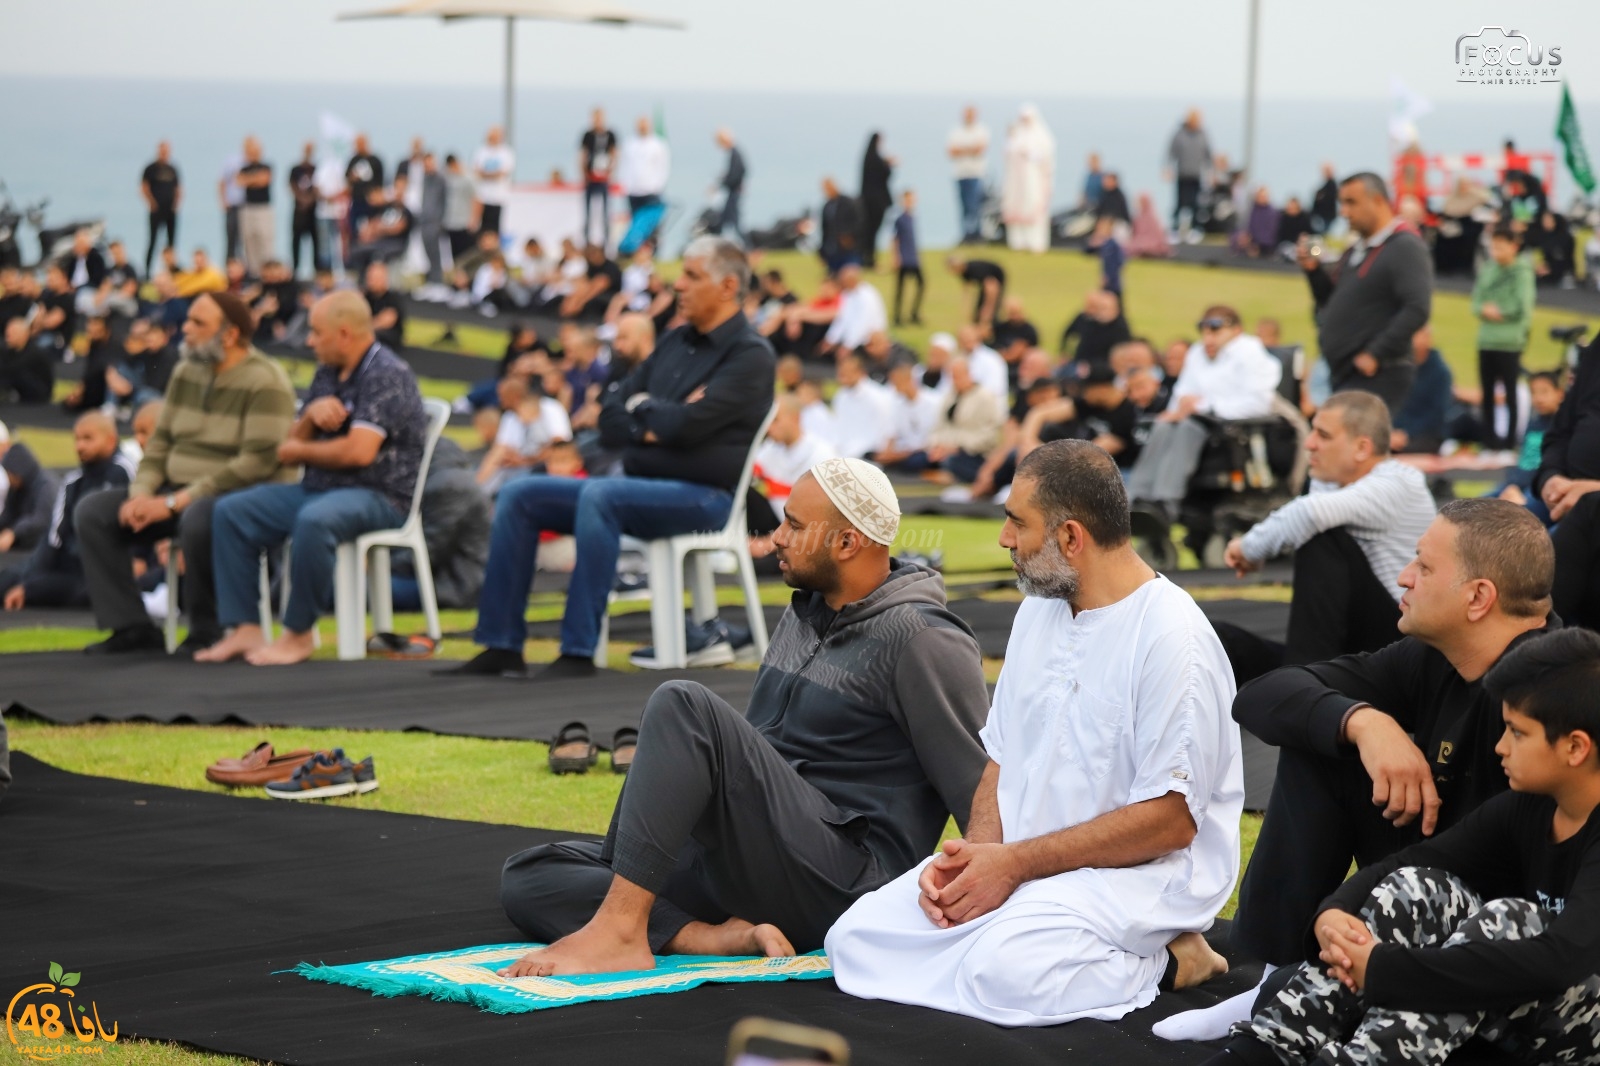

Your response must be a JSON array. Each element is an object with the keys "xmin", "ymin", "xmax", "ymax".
[
  {"xmin": 75, "ymin": 488, "xmax": 219, "ymax": 635},
  {"xmin": 1125, "ymin": 417, "xmax": 1211, "ymax": 507},
  {"xmin": 501, "ymin": 680, "xmax": 883, "ymax": 953},
  {"xmin": 1242, "ymin": 867, "xmax": 1600, "ymax": 1065},
  {"xmin": 418, "ymin": 222, "xmax": 445, "ymax": 283}
]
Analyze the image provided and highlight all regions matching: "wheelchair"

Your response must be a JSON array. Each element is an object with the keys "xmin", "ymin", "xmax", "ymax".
[{"xmin": 1130, "ymin": 348, "xmax": 1311, "ymax": 572}]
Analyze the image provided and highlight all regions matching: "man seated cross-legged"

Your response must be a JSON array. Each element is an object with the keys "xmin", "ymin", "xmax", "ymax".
[
  {"xmin": 196, "ymin": 290, "xmax": 426, "ymax": 665},
  {"xmin": 496, "ymin": 458, "xmax": 992, "ymax": 975},
  {"xmin": 826, "ymin": 440, "xmax": 1244, "ymax": 1026}
]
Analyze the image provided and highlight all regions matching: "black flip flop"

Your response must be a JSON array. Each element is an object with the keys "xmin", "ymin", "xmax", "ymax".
[
  {"xmin": 548, "ymin": 721, "xmax": 598, "ymax": 775},
  {"xmin": 611, "ymin": 727, "xmax": 638, "ymax": 775}
]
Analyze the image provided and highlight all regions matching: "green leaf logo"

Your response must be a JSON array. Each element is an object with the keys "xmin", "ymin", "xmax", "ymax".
[
  {"xmin": 60, "ymin": 973, "xmax": 80, "ymax": 987},
  {"xmin": 77, "ymin": 1006, "xmax": 86, "ymax": 1014},
  {"xmin": 48, "ymin": 962, "xmax": 62, "ymax": 983}
]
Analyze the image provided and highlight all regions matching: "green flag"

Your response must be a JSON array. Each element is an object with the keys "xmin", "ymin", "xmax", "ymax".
[
  {"xmin": 654, "ymin": 104, "xmax": 667, "ymax": 140},
  {"xmin": 1557, "ymin": 81, "xmax": 1596, "ymax": 195}
]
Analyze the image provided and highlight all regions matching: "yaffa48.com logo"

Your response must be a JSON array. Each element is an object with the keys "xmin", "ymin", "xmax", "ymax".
[{"xmin": 6, "ymin": 962, "xmax": 118, "ymax": 1061}]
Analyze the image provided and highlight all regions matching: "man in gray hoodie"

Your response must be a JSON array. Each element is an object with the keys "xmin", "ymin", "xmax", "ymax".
[
  {"xmin": 1166, "ymin": 109, "xmax": 1213, "ymax": 238},
  {"xmin": 499, "ymin": 457, "xmax": 991, "ymax": 976}
]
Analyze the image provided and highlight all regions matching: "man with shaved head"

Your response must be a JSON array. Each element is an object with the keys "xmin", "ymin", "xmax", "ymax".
[
  {"xmin": 2, "ymin": 412, "xmax": 135, "ymax": 611},
  {"xmin": 76, "ymin": 291, "xmax": 296, "ymax": 654},
  {"xmin": 198, "ymin": 290, "xmax": 426, "ymax": 666}
]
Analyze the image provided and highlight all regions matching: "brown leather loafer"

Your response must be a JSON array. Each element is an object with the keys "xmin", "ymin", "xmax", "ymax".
[{"xmin": 205, "ymin": 743, "xmax": 317, "ymax": 787}]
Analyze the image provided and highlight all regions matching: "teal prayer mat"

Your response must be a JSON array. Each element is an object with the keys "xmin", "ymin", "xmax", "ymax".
[{"xmin": 292, "ymin": 944, "xmax": 833, "ymax": 1013}]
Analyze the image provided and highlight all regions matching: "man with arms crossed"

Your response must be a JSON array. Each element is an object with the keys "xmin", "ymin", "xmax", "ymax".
[{"xmin": 827, "ymin": 439, "xmax": 1243, "ymax": 1025}]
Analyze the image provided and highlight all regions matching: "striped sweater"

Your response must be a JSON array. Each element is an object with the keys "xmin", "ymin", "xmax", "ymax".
[
  {"xmin": 1239, "ymin": 458, "xmax": 1436, "ymax": 602},
  {"xmin": 131, "ymin": 350, "xmax": 298, "ymax": 500}
]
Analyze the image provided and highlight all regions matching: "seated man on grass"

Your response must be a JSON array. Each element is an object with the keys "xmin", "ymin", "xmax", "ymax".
[
  {"xmin": 1217, "ymin": 391, "xmax": 1436, "ymax": 679},
  {"xmin": 440, "ymin": 237, "xmax": 775, "ymax": 681},
  {"xmin": 497, "ymin": 458, "xmax": 991, "ymax": 975},
  {"xmin": 826, "ymin": 440, "xmax": 1242, "ymax": 1026},
  {"xmin": 196, "ymin": 290, "xmax": 425, "ymax": 666},
  {"xmin": 1206, "ymin": 627, "xmax": 1600, "ymax": 1066},
  {"xmin": 1, "ymin": 413, "xmax": 135, "ymax": 610},
  {"xmin": 1149, "ymin": 502, "xmax": 1563, "ymax": 1046}
]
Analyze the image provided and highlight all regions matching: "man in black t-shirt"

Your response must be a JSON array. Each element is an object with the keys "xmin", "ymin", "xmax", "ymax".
[
  {"xmin": 347, "ymin": 187, "xmax": 414, "ymax": 274},
  {"xmin": 287, "ymin": 141, "xmax": 320, "ymax": 277},
  {"xmin": 363, "ymin": 262, "xmax": 406, "ymax": 350},
  {"xmin": 579, "ymin": 109, "xmax": 617, "ymax": 248},
  {"xmin": 0, "ymin": 269, "xmax": 32, "ymax": 338},
  {"xmin": 561, "ymin": 244, "xmax": 622, "ymax": 321},
  {"xmin": 235, "ymin": 137, "xmax": 274, "ymax": 275},
  {"xmin": 140, "ymin": 140, "xmax": 181, "ymax": 276},
  {"xmin": 945, "ymin": 255, "xmax": 1006, "ymax": 335},
  {"xmin": 1038, "ymin": 363, "xmax": 1142, "ymax": 467},
  {"xmin": 1058, "ymin": 289, "xmax": 1132, "ymax": 369},
  {"xmin": 346, "ymin": 134, "xmax": 385, "ymax": 232}
]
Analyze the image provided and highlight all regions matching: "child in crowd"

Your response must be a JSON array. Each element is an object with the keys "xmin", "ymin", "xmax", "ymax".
[
  {"xmin": 1205, "ymin": 627, "xmax": 1600, "ymax": 1066},
  {"xmin": 1, "ymin": 413, "xmax": 134, "ymax": 610},
  {"xmin": 1499, "ymin": 370, "xmax": 1566, "ymax": 514},
  {"xmin": 475, "ymin": 375, "xmax": 572, "ymax": 497}
]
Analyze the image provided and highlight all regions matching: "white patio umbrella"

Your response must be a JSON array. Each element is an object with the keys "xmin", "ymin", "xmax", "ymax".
[{"xmin": 337, "ymin": 0, "xmax": 686, "ymax": 147}]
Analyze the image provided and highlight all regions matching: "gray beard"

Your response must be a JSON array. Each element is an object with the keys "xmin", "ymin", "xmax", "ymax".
[
  {"xmin": 1012, "ymin": 536, "xmax": 1080, "ymax": 602},
  {"xmin": 180, "ymin": 335, "xmax": 225, "ymax": 365}
]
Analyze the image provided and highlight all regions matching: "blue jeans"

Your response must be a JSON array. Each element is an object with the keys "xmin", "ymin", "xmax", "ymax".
[
  {"xmin": 957, "ymin": 178, "xmax": 983, "ymax": 239},
  {"xmin": 474, "ymin": 475, "xmax": 733, "ymax": 657},
  {"xmin": 212, "ymin": 484, "xmax": 403, "ymax": 634}
]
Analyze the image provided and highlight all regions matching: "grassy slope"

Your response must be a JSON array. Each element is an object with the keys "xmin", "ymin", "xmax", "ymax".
[{"xmin": 10, "ymin": 245, "xmax": 1531, "ymax": 1064}]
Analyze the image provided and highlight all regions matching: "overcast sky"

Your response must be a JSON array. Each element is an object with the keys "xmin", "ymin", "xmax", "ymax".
[{"xmin": 3, "ymin": 1, "xmax": 1597, "ymax": 101}]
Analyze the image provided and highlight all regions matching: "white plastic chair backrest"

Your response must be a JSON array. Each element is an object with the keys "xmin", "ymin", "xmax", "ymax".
[
  {"xmin": 402, "ymin": 398, "xmax": 452, "ymax": 529},
  {"xmin": 722, "ymin": 402, "xmax": 778, "ymax": 536}
]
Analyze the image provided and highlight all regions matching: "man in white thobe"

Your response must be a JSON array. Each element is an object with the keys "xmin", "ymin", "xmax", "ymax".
[
  {"xmin": 827, "ymin": 438, "xmax": 1244, "ymax": 1027},
  {"xmin": 820, "ymin": 263, "xmax": 887, "ymax": 357},
  {"xmin": 828, "ymin": 354, "xmax": 894, "ymax": 461}
]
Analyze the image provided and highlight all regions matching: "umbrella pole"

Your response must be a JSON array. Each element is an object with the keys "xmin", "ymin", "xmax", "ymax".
[{"xmin": 503, "ymin": 15, "xmax": 516, "ymax": 148}]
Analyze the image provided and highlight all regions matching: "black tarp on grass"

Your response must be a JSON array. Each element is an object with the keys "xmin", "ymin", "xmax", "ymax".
[{"xmin": 0, "ymin": 753, "xmax": 1256, "ymax": 1066}]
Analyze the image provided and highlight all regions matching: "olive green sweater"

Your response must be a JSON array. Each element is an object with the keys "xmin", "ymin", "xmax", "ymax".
[
  {"xmin": 130, "ymin": 350, "xmax": 298, "ymax": 500},
  {"xmin": 1470, "ymin": 255, "xmax": 1536, "ymax": 352}
]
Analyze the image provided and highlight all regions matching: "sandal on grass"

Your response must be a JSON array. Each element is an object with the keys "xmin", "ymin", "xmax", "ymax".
[
  {"xmin": 549, "ymin": 721, "xmax": 598, "ymax": 775},
  {"xmin": 611, "ymin": 727, "xmax": 639, "ymax": 775}
]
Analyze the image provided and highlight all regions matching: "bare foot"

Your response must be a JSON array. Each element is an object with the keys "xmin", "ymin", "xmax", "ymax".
[
  {"xmin": 245, "ymin": 630, "xmax": 317, "ymax": 666},
  {"xmin": 666, "ymin": 917, "xmax": 795, "ymax": 958},
  {"xmin": 1168, "ymin": 930, "xmax": 1229, "ymax": 990},
  {"xmin": 194, "ymin": 625, "xmax": 268, "ymax": 663},
  {"xmin": 1498, "ymin": 484, "xmax": 1527, "ymax": 506},
  {"xmin": 497, "ymin": 923, "xmax": 656, "ymax": 978}
]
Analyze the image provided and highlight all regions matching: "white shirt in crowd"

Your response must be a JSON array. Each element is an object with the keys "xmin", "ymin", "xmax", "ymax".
[
  {"xmin": 313, "ymin": 158, "xmax": 348, "ymax": 221},
  {"xmin": 620, "ymin": 261, "xmax": 654, "ymax": 311},
  {"xmin": 827, "ymin": 577, "xmax": 1244, "ymax": 1026},
  {"xmin": 829, "ymin": 380, "xmax": 895, "ymax": 460},
  {"xmin": 482, "ymin": 399, "xmax": 572, "ymax": 496},
  {"xmin": 947, "ymin": 121, "xmax": 991, "ymax": 181},
  {"xmin": 1239, "ymin": 458, "xmax": 1436, "ymax": 601},
  {"xmin": 1168, "ymin": 334, "xmax": 1282, "ymax": 421},
  {"xmin": 887, "ymin": 386, "xmax": 944, "ymax": 453},
  {"xmin": 473, "ymin": 143, "xmax": 516, "ymax": 206},
  {"xmin": 965, "ymin": 344, "xmax": 1010, "ymax": 404},
  {"xmin": 753, "ymin": 433, "xmax": 836, "ymax": 518},
  {"xmin": 799, "ymin": 398, "xmax": 836, "ymax": 444},
  {"xmin": 617, "ymin": 133, "xmax": 671, "ymax": 198},
  {"xmin": 823, "ymin": 283, "xmax": 888, "ymax": 351}
]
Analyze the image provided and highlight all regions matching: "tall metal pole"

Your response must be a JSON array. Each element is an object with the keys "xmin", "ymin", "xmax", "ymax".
[
  {"xmin": 1242, "ymin": 0, "xmax": 1259, "ymax": 177},
  {"xmin": 504, "ymin": 16, "xmax": 516, "ymax": 148}
]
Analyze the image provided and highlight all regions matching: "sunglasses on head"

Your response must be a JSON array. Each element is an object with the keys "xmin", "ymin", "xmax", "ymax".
[{"xmin": 1196, "ymin": 318, "xmax": 1234, "ymax": 331}]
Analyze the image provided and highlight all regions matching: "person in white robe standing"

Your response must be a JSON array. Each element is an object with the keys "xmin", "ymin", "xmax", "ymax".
[
  {"xmin": 826, "ymin": 438, "xmax": 1244, "ymax": 1027},
  {"xmin": 1000, "ymin": 105, "xmax": 1056, "ymax": 254}
]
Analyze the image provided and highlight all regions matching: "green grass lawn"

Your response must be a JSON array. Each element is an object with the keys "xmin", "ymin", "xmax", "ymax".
[{"xmin": 6, "ymin": 247, "xmax": 1432, "ymax": 1065}]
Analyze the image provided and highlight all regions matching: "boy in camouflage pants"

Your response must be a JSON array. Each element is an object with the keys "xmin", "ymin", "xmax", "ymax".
[{"xmin": 1205, "ymin": 629, "xmax": 1600, "ymax": 1066}]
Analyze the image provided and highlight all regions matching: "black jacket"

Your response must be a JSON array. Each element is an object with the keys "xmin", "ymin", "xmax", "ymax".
[
  {"xmin": 1305, "ymin": 225, "xmax": 1432, "ymax": 404},
  {"xmin": 597, "ymin": 311, "xmax": 776, "ymax": 491},
  {"xmin": 0, "ymin": 443, "xmax": 62, "ymax": 552},
  {"xmin": 58, "ymin": 248, "xmax": 107, "ymax": 289},
  {"xmin": 0, "ymin": 340, "xmax": 55, "ymax": 404},
  {"xmin": 27, "ymin": 454, "xmax": 135, "ymax": 576},
  {"xmin": 820, "ymin": 195, "xmax": 864, "ymax": 257},
  {"xmin": 408, "ymin": 438, "xmax": 491, "ymax": 609},
  {"xmin": 1058, "ymin": 312, "xmax": 1132, "ymax": 366},
  {"xmin": 1535, "ymin": 332, "xmax": 1600, "ymax": 496},
  {"xmin": 1235, "ymin": 620, "xmax": 1556, "ymax": 833},
  {"xmin": 1096, "ymin": 187, "xmax": 1131, "ymax": 224}
]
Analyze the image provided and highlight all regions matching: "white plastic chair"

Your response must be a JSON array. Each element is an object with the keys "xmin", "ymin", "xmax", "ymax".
[
  {"xmin": 595, "ymin": 404, "xmax": 777, "ymax": 670},
  {"xmin": 331, "ymin": 397, "xmax": 452, "ymax": 660},
  {"xmin": 163, "ymin": 548, "xmax": 275, "ymax": 652}
]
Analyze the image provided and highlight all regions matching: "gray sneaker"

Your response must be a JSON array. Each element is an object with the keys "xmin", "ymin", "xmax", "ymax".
[{"xmin": 630, "ymin": 618, "xmax": 736, "ymax": 669}]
